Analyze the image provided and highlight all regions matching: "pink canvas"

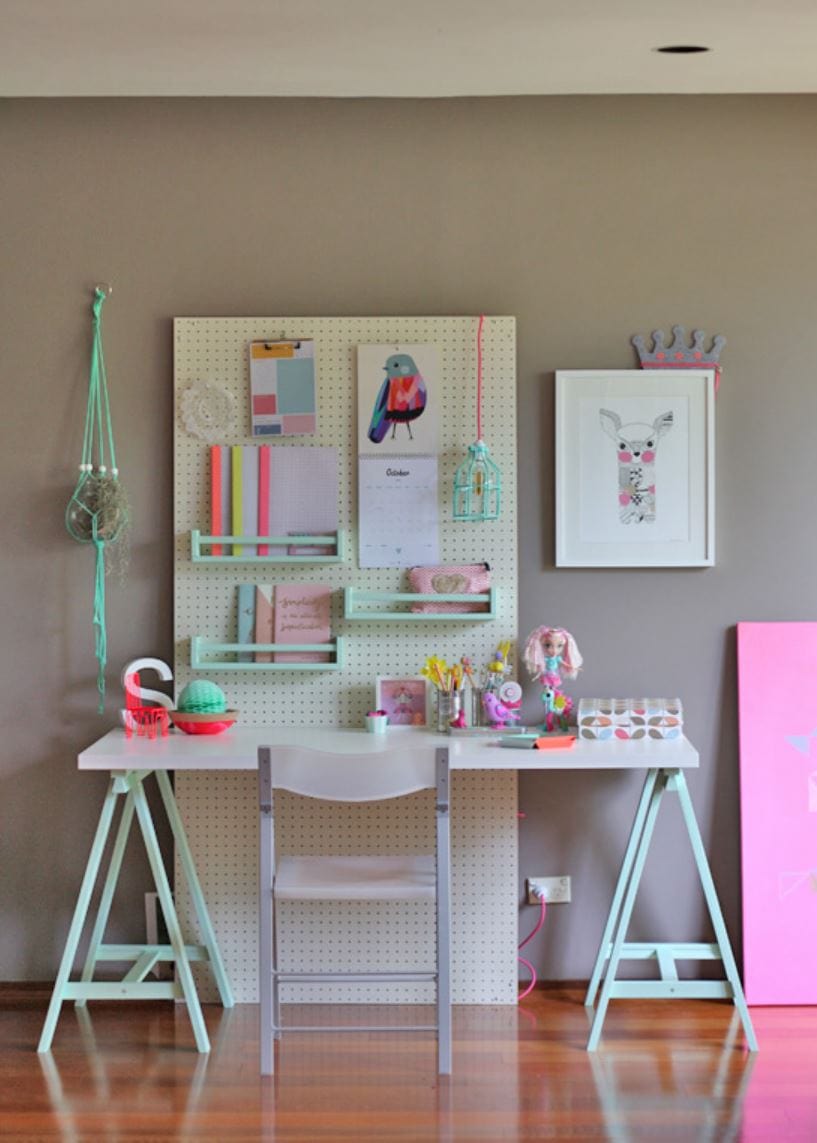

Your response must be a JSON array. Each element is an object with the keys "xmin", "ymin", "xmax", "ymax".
[{"xmin": 738, "ymin": 621, "xmax": 817, "ymax": 1004}]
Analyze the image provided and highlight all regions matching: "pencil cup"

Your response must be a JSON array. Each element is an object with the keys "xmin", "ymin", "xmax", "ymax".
[
  {"xmin": 471, "ymin": 687, "xmax": 485, "ymax": 727},
  {"xmin": 435, "ymin": 691, "xmax": 462, "ymax": 733},
  {"xmin": 365, "ymin": 713, "xmax": 388, "ymax": 734}
]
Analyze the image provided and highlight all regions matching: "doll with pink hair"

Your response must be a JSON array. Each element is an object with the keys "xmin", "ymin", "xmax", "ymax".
[{"xmin": 523, "ymin": 627, "xmax": 583, "ymax": 730}]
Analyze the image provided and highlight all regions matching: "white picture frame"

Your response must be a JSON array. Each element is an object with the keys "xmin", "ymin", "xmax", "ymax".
[
  {"xmin": 555, "ymin": 369, "xmax": 715, "ymax": 568},
  {"xmin": 375, "ymin": 676, "xmax": 431, "ymax": 729}
]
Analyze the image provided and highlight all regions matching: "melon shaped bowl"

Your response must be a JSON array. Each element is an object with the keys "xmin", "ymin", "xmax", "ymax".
[{"xmin": 169, "ymin": 710, "xmax": 239, "ymax": 735}]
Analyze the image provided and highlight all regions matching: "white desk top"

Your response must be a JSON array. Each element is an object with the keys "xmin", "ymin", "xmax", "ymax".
[{"xmin": 79, "ymin": 727, "xmax": 699, "ymax": 772}]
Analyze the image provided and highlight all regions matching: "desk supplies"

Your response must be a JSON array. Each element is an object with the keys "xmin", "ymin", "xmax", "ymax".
[
  {"xmin": 499, "ymin": 733, "xmax": 576, "ymax": 749},
  {"xmin": 577, "ymin": 698, "xmax": 683, "ymax": 740},
  {"xmin": 365, "ymin": 711, "xmax": 388, "ymax": 733},
  {"xmin": 210, "ymin": 446, "xmax": 338, "ymax": 555}
]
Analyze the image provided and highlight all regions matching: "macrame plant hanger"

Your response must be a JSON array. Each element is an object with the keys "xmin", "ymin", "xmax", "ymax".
[
  {"xmin": 453, "ymin": 314, "xmax": 502, "ymax": 521},
  {"xmin": 65, "ymin": 285, "xmax": 129, "ymax": 712}
]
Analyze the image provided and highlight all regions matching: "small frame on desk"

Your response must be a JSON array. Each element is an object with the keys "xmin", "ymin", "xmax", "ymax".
[
  {"xmin": 555, "ymin": 369, "xmax": 715, "ymax": 567},
  {"xmin": 375, "ymin": 676, "xmax": 431, "ymax": 728}
]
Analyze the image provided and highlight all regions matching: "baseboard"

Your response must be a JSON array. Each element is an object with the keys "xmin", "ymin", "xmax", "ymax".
[{"xmin": 0, "ymin": 982, "xmax": 53, "ymax": 1002}]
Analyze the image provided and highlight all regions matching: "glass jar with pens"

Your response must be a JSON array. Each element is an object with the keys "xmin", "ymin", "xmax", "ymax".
[{"xmin": 422, "ymin": 656, "xmax": 466, "ymax": 733}]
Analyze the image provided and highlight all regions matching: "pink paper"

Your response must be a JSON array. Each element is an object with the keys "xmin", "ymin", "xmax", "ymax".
[
  {"xmin": 738, "ymin": 621, "xmax": 817, "ymax": 1004},
  {"xmin": 273, "ymin": 584, "xmax": 331, "ymax": 664}
]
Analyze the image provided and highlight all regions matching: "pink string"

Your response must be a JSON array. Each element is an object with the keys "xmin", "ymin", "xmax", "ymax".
[
  {"xmin": 476, "ymin": 314, "xmax": 485, "ymax": 441},
  {"xmin": 518, "ymin": 894, "xmax": 547, "ymax": 1001}
]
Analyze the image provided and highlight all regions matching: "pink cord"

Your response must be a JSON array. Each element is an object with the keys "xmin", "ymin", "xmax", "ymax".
[
  {"xmin": 518, "ymin": 894, "xmax": 547, "ymax": 1001},
  {"xmin": 476, "ymin": 314, "xmax": 485, "ymax": 441}
]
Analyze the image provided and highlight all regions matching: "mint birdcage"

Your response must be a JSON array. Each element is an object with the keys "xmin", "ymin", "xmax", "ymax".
[{"xmin": 452, "ymin": 316, "xmax": 502, "ymax": 522}]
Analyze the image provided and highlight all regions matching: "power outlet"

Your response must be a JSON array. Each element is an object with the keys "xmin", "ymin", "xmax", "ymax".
[{"xmin": 526, "ymin": 876, "xmax": 571, "ymax": 905}]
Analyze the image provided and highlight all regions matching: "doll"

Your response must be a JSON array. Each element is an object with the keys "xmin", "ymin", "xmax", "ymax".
[{"xmin": 523, "ymin": 627, "xmax": 583, "ymax": 730}]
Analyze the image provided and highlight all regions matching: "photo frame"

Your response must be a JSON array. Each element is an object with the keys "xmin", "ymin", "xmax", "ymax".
[
  {"xmin": 375, "ymin": 676, "xmax": 431, "ymax": 728},
  {"xmin": 555, "ymin": 369, "xmax": 715, "ymax": 567}
]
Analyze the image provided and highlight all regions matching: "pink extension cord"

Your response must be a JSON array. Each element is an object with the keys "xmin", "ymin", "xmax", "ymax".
[{"xmin": 518, "ymin": 893, "xmax": 547, "ymax": 1001}]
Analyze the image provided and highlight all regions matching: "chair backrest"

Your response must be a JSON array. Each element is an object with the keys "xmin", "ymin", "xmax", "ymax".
[{"xmin": 258, "ymin": 744, "xmax": 446, "ymax": 803}]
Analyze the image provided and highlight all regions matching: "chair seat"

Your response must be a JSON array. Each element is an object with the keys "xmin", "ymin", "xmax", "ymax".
[{"xmin": 274, "ymin": 855, "xmax": 436, "ymax": 901}]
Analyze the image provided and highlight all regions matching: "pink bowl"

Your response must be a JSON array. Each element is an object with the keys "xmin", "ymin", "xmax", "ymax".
[{"xmin": 169, "ymin": 710, "xmax": 238, "ymax": 736}]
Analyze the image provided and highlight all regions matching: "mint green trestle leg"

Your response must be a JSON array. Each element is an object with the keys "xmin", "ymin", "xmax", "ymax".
[
  {"xmin": 585, "ymin": 768, "xmax": 758, "ymax": 1052},
  {"xmin": 38, "ymin": 776, "xmax": 121, "ymax": 1052},
  {"xmin": 155, "ymin": 770, "xmax": 234, "ymax": 1009},
  {"xmin": 585, "ymin": 768, "xmax": 660, "ymax": 1009},
  {"xmin": 75, "ymin": 790, "xmax": 136, "ymax": 1007},
  {"xmin": 587, "ymin": 767, "xmax": 667, "ymax": 1050},
  {"xmin": 129, "ymin": 774, "xmax": 209, "ymax": 1053},
  {"xmin": 39, "ymin": 769, "xmax": 233, "ymax": 1054},
  {"xmin": 670, "ymin": 770, "xmax": 757, "ymax": 1051}
]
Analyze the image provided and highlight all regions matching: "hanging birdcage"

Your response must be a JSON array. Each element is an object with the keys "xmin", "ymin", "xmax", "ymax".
[
  {"xmin": 453, "ymin": 440, "xmax": 501, "ymax": 521},
  {"xmin": 452, "ymin": 315, "xmax": 502, "ymax": 522}
]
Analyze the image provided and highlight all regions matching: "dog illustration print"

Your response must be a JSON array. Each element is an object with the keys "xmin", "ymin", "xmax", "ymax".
[{"xmin": 599, "ymin": 408, "xmax": 674, "ymax": 524}]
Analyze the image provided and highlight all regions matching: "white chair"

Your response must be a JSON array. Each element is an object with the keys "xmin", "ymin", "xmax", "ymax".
[{"xmin": 258, "ymin": 744, "xmax": 451, "ymax": 1075}]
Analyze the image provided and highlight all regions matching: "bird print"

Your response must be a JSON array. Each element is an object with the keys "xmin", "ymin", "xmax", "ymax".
[{"xmin": 368, "ymin": 353, "xmax": 427, "ymax": 444}]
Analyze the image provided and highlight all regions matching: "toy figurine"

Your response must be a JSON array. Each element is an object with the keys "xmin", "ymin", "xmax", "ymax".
[
  {"xmin": 482, "ymin": 689, "xmax": 521, "ymax": 729},
  {"xmin": 523, "ymin": 626, "xmax": 583, "ymax": 732}
]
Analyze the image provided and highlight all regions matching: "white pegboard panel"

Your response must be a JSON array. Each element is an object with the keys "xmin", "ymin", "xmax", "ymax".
[{"xmin": 173, "ymin": 317, "xmax": 518, "ymax": 1003}]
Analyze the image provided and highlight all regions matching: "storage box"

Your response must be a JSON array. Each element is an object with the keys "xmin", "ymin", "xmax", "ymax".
[{"xmin": 577, "ymin": 698, "xmax": 683, "ymax": 740}]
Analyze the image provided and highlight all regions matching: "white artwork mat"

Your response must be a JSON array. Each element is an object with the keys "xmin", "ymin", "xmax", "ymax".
[
  {"xmin": 556, "ymin": 369, "xmax": 714, "ymax": 567},
  {"xmin": 357, "ymin": 344, "xmax": 440, "ymax": 456},
  {"xmin": 358, "ymin": 454, "xmax": 440, "ymax": 568},
  {"xmin": 579, "ymin": 395, "xmax": 690, "ymax": 544}
]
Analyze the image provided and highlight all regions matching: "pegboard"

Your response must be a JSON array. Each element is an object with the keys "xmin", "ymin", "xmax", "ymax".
[{"xmin": 173, "ymin": 316, "xmax": 518, "ymax": 1003}]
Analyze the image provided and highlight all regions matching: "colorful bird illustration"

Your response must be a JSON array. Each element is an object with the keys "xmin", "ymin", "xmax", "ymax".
[{"xmin": 367, "ymin": 353, "xmax": 427, "ymax": 444}]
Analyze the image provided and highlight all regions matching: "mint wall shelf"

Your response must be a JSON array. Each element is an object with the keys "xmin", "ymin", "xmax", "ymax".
[
  {"xmin": 344, "ymin": 587, "xmax": 497, "ymax": 621},
  {"xmin": 191, "ymin": 636, "xmax": 344, "ymax": 671},
  {"xmin": 191, "ymin": 529, "xmax": 344, "ymax": 564}
]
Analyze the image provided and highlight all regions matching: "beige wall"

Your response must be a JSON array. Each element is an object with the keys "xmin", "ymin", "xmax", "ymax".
[{"xmin": 2, "ymin": 95, "xmax": 816, "ymax": 981}]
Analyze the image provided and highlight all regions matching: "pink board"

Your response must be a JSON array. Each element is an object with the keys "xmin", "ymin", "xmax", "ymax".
[{"xmin": 738, "ymin": 621, "xmax": 817, "ymax": 1004}]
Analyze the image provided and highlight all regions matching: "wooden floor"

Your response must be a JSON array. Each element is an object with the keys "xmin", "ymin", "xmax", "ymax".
[{"xmin": 1, "ymin": 989, "xmax": 815, "ymax": 1141}]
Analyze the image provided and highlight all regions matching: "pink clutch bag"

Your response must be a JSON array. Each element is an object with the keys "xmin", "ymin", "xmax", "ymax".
[{"xmin": 409, "ymin": 563, "xmax": 491, "ymax": 613}]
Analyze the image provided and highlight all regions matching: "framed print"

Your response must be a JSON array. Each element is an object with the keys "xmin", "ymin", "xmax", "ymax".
[
  {"xmin": 555, "ymin": 369, "xmax": 715, "ymax": 567},
  {"xmin": 375, "ymin": 676, "xmax": 431, "ymax": 728}
]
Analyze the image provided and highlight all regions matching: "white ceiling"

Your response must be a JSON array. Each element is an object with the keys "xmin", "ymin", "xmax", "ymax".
[{"xmin": 3, "ymin": 0, "xmax": 817, "ymax": 98}]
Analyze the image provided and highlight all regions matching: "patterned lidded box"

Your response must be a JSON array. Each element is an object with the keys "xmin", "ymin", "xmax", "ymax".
[{"xmin": 577, "ymin": 698, "xmax": 683, "ymax": 740}]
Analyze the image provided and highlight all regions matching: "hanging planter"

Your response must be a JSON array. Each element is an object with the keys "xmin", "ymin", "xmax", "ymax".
[
  {"xmin": 65, "ymin": 285, "xmax": 130, "ymax": 712},
  {"xmin": 453, "ymin": 315, "xmax": 501, "ymax": 521}
]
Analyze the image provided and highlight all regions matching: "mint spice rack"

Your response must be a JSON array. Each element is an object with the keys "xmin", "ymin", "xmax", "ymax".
[
  {"xmin": 191, "ymin": 636, "xmax": 344, "ymax": 671},
  {"xmin": 344, "ymin": 587, "xmax": 497, "ymax": 621},
  {"xmin": 191, "ymin": 530, "xmax": 345, "ymax": 564}
]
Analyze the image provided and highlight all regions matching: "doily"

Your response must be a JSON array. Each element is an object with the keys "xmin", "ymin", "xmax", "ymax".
[{"xmin": 179, "ymin": 381, "xmax": 235, "ymax": 441}]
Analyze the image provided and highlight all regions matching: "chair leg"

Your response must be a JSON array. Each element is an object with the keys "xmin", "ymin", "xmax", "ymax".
[
  {"xmin": 436, "ymin": 746, "xmax": 452, "ymax": 1075},
  {"xmin": 259, "ymin": 775, "xmax": 275, "ymax": 1075},
  {"xmin": 272, "ymin": 896, "xmax": 281, "ymax": 1039}
]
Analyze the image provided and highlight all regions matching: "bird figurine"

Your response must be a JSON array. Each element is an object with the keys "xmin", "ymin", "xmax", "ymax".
[
  {"xmin": 368, "ymin": 353, "xmax": 427, "ymax": 444},
  {"xmin": 482, "ymin": 690, "xmax": 521, "ymax": 729}
]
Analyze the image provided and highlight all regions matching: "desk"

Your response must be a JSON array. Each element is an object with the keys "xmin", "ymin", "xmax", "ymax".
[{"xmin": 39, "ymin": 729, "xmax": 756, "ymax": 1053}]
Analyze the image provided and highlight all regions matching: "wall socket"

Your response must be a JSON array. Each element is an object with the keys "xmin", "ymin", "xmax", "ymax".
[{"xmin": 526, "ymin": 876, "xmax": 571, "ymax": 905}]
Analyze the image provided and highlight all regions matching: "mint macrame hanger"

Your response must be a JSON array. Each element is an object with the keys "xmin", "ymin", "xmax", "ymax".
[{"xmin": 66, "ymin": 285, "xmax": 130, "ymax": 712}]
